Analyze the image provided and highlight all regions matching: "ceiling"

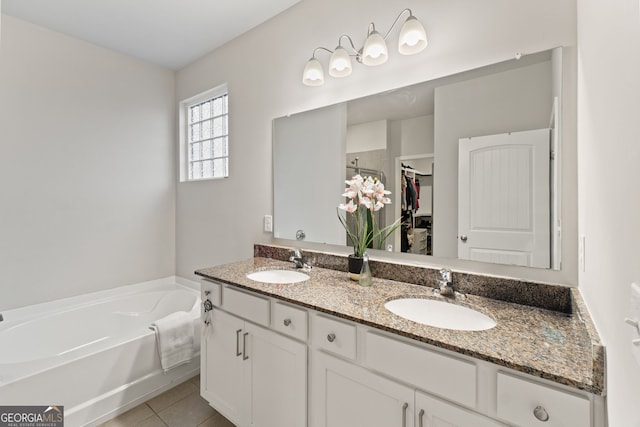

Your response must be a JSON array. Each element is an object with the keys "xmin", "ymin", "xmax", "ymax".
[{"xmin": 1, "ymin": 0, "xmax": 301, "ymax": 70}]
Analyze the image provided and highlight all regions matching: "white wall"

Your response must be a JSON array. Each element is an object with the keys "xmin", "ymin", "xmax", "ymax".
[
  {"xmin": 0, "ymin": 15, "xmax": 176, "ymax": 310},
  {"xmin": 577, "ymin": 0, "xmax": 640, "ymax": 425},
  {"xmin": 175, "ymin": 0, "xmax": 577, "ymax": 283},
  {"xmin": 346, "ymin": 120, "xmax": 387, "ymax": 153},
  {"xmin": 400, "ymin": 115, "xmax": 434, "ymax": 156}
]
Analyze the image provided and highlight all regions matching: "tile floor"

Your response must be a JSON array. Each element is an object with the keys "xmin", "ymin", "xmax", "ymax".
[{"xmin": 98, "ymin": 375, "xmax": 234, "ymax": 427}]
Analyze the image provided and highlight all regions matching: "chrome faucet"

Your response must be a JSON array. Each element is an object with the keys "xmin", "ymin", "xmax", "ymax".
[
  {"xmin": 289, "ymin": 248, "xmax": 312, "ymax": 270},
  {"xmin": 437, "ymin": 268, "xmax": 455, "ymax": 297}
]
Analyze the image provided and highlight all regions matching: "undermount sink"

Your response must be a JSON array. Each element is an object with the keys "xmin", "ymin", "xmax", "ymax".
[
  {"xmin": 246, "ymin": 269, "xmax": 310, "ymax": 284},
  {"xmin": 384, "ymin": 298, "xmax": 496, "ymax": 331}
]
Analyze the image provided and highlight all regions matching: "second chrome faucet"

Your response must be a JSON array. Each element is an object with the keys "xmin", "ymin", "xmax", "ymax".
[{"xmin": 437, "ymin": 268, "xmax": 455, "ymax": 297}]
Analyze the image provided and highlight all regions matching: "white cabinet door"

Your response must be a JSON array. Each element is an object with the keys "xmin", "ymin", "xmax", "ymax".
[
  {"xmin": 246, "ymin": 322, "xmax": 307, "ymax": 427},
  {"xmin": 415, "ymin": 392, "xmax": 506, "ymax": 427},
  {"xmin": 202, "ymin": 308, "xmax": 307, "ymax": 427},
  {"xmin": 311, "ymin": 351, "xmax": 414, "ymax": 427},
  {"xmin": 201, "ymin": 309, "xmax": 247, "ymax": 426}
]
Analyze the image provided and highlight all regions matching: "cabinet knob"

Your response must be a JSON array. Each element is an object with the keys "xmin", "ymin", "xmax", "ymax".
[
  {"xmin": 533, "ymin": 405, "xmax": 549, "ymax": 422},
  {"xmin": 327, "ymin": 333, "xmax": 336, "ymax": 343},
  {"xmin": 284, "ymin": 318, "xmax": 292, "ymax": 327},
  {"xmin": 460, "ymin": 234, "xmax": 468, "ymax": 242}
]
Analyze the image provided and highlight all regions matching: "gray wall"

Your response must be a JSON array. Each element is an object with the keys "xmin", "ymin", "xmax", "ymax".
[
  {"xmin": 273, "ymin": 104, "xmax": 346, "ymax": 245},
  {"xmin": 433, "ymin": 60, "xmax": 554, "ymax": 259},
  {"xmin": 0, "ymin": 16, "xmax": 176, "ymax": 310}
]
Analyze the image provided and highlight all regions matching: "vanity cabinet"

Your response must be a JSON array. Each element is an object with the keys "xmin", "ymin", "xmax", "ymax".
[
  {"xmin": 201, "ymin": 281, "xmax": 307, "ymax": 427},
  {"xmin": 311, "ymin": 351, "xmax": 506, "ymax": 427},
  {"xmin": 496, "ymin": 372, "xmax": 591, "ymax": 426},
  {"xmin": 415, "ymin": 392, "xmax": 506, "ymax": 427},
  {"xmin": 311, "ymin": 351, "xmax": 415, "ymax": 427},
  {"xmin": 201, "ymin": 278, "xmax": 601, "ymax": 427},
  {"xmin": 202, "ymin": 308, "xmax": 245, "ymax": 423}
]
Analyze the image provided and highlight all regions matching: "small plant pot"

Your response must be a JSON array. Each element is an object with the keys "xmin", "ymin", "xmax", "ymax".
[{"xmin": 348, "ymin": 255, "xmax": 364, "ymax": 281}]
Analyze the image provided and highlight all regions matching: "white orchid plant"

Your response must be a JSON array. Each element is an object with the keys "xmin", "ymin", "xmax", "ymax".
[{"xmin": 337, "ymin": 174, "xmax": 402, "ymax": 258}]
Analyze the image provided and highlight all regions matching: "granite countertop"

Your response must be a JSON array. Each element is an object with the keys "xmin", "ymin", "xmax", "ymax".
[{"xmin": 196, "ymin": 257, "xmax": 604, "ymax": 395}]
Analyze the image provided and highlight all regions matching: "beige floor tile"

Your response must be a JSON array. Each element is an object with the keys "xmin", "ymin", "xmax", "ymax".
[
  {"xmin": 189, "ymin": 375, "xmax": 201, "ymax": 389},
  {"xmin": 146, "ymin": 380, "xmax": 199, "ymax": 413},
  {"xmin": 157, "ymin": 391, "xmax": 216, "ymax": 427},
  {"xmin": 135, "ymin": 414, "xmax": 169, "ymax": 427},
  {"xmin": 98, "ymin": 404, "xmax": 155, "ymax": 427},
  {"xmin": 197, "ymin": 413, "xmax": 236, "ymax": 427}
]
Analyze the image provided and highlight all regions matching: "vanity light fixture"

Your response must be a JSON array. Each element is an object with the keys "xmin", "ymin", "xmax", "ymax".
[{"xmin": 302, "ymin": 8, "xmax": 428, "ymax": 86}]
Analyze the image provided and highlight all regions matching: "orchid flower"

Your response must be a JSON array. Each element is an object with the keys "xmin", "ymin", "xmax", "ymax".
[{"xmin": 337, "ymin": 174, "xmax": 402, "ymax": 257}]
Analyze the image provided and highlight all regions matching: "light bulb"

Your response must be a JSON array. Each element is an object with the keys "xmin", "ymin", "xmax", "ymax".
[
  {"xmin": 329, "ymin": 46, "xmax": 352, "ymax": 77},
  {"xmin": 398, "ymin": 16, "xmax": 427, "ymax": 55},
  {"xmin": 302, "ymin": 58, "xmax": 324, "ymax": 86},
  {"xmin": 362, "ymin": 30, "xmax": 388, "ymax": 66}
]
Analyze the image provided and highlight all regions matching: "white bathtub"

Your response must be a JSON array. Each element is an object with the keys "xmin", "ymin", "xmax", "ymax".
[{"xmin": 0, "ymin": 277, "xmax": 201, "ymax": 427}]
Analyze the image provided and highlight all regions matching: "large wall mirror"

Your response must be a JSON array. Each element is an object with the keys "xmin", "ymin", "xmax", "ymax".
[{"xmin": 273, "ymin": 48, "xmax": 567, "ymax": 271}]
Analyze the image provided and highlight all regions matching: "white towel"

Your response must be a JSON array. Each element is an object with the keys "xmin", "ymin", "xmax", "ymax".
[{"xmin": 150, "ymin": 311, "xmax": 194, "ymax": 373}]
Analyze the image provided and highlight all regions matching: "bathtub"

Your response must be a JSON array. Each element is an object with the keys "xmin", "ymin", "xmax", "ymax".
[{"xmin": 0, "ymin": 277, "xmax": 201, "ymax": 427}]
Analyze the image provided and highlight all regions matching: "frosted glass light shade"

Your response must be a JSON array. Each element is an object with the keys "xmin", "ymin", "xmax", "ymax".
[
  {"xmin": 329, "ymin": 46, "xmax": 352, "ymax": 77},
  {"xmin": 362, "ymin": 31, "xmax": 388, "ymax": 66},
  {"xmin": 398, "ymin": 16, "xmax": 427, "ymax": 55},
  {"xmin": 302, "ymin": 58, "xmax": 324, "ymax": 86}
]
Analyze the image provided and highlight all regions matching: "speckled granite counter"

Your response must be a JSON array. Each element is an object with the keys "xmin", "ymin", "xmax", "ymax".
[{"xmin": 195, "ymin": 256, "xmax": 605, "ymax": 396}]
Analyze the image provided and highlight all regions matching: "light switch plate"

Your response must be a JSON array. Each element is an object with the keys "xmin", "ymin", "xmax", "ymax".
[
  {"xmin": 630, "ymin": 283, "xmax": 640, "ymax": 367},
  {"xmin": 263, "ymin": 215, "xmax": 273, "ymax": 233}
]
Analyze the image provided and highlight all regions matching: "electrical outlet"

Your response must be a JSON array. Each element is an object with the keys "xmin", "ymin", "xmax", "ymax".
[
  {"xmin": 629, "ymin": 283, "xmax": 640, "ymax": 368},
  {"xmin": 263, "ymin": 215, "xmax": 273, "ymax": 233}
]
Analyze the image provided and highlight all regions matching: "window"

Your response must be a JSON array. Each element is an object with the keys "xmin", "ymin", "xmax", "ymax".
[{"xmin": 181, "ymin": 85, "xmax": 229, "ymax": 181}]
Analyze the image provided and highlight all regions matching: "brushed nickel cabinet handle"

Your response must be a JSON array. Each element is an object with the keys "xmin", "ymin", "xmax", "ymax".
[
  {"xmin": 418, "ymin": 409, "xmax": 425, "ymax": 427},
  {"xmin": 242, "ymin": 332, "xmax": 249, "ymax": 360},
  {"xmin": 327, "ymin": 333, "xmax": 336, "ymax": 343},
  {"xmin": 235, "ymin": 329, "xmax": 242, "ymax": 357},
  {"xmin": 401, "ymin": 402, "xmax": 408, "ymax": 427},
  {"xmin": 284, "ymin": 318, "xmax": 292, "ymax": 326}
]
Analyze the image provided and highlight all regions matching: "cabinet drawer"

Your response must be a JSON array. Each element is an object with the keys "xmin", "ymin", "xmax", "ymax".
[
  {"xmin": 364, "ymin": 331, "xmax": 477, "ymax": 408},
  {"xmin": 201, "ymin": 279, "xmax": 222, "ymax": 307},
  {"xmin": 312, "ymin": 314, "xmax": 357, "ymax": 360},
  {"xmin": 272, "ymin": 301, "xmax": 308, "ymax": 341},
  {"xmin": 223, "ymin": 286, "xmax": 270, "ymax": 326},
  {"xmin": 496, "ymin": 372, "xmax": 590, "ymax": 427}
]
